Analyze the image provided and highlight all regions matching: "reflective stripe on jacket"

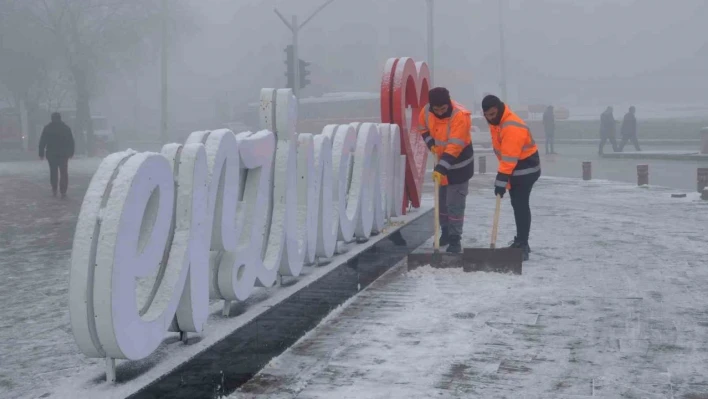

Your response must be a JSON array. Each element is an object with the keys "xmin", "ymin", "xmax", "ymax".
[
  {"xmin": 417, "ymin": 100, "xmax": 474, "ymax": 186},
  {"xmin": 489, "ymin": 107, "xmax": 540, "ymax": 188}
]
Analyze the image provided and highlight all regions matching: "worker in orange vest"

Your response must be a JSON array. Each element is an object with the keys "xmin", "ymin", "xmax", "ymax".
[
  {"xmin": 418, "ymin": 87, "xmax": 474, "ymax": 253},
  {"xmin": 482, "ymin": 94, "xmax": 541, "ymax": 260}
]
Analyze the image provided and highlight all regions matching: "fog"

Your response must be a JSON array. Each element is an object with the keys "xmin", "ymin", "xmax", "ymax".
[{"xmin": 2, "ymin": 0, "xmax": 707, "ymax": 144}]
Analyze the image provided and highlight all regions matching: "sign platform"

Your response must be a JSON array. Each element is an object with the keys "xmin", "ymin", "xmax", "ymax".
[{"xmin": 56, "ymin": 207, "xmax": 432, "ymax": 399}]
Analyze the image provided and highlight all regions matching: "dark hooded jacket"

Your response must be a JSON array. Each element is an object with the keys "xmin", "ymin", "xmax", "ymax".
[
  {"xmin": 543, "ymin": 107, "xmax": 555, "ymax": 136},
  {"xmin": 600, "ymin": 109, "xmax": 616, "ymax": 138},
  {"xmin": 621, "ymin": 111, "xmax": 637, "ymax": 137},
  {"xmin": 39, "ymin": 115, "xmax": 75, "ymax": 159}
]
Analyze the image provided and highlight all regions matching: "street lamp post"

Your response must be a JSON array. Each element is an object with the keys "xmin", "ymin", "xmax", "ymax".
[
  {"xmin": 275, "ymin": 0, "xmax": 335, "ymax": 99},
  {"xmin": 498, "ymin": 0, "xmax": 508, "ymax": 102},
  {"xmin": 426, "ymin": 0, "xmax": 434, "ymax": 87},
  {"xmin": 160, "ymin": 0, "xmax": 168, "ymax": 143}
]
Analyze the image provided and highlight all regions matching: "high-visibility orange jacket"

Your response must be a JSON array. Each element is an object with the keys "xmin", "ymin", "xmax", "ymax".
[
  {"xmin": 490, "ymin": 106, "xmax": 541, "ymax": 189},
  {"xmin": 417, "ymin": 100, "xmax": 474, "ymax": 186}
]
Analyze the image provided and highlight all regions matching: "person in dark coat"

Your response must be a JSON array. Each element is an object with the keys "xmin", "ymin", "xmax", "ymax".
[
  {"xmin": 598, "ymin": 106, "xmax": 618, "ymax": 155},
  {"xmin": 38, "ymin": 112, "xmax": 75, "ymax": 198},
  {"xmin": 543, "ymin": 105, "xmax": 556, "ymax": 154},
  {"xmin": 618, "ymin": 106, "xmax": 640, "ymax": 152}
]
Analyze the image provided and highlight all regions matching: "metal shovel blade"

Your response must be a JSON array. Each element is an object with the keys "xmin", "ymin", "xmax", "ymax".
[
  {"xmin": 407, "ymin": 248, "xmax": 465, "ymax": 271},
  {"xmin": 462, "ymin": 247, "xmax": 523, "ymax": 274}
]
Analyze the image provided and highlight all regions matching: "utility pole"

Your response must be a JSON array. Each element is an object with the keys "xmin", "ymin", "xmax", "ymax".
[
  {"xmin": 498, "ymin": 0, "xmax": 508, "ymax": 102},
  {"xmin": 426, "ymin": 0, "xmax": 434, "ymax": 87},
  {"xmin": 274, "ymin": 0, "xmax": 335, "ymax": 99},
  {"xmin": 292, "ymin": 15, "xmax": 299, "ymax": 98},
  {"xmin": 160, "ymin": 0, "xmax": 168, "ymax": 143}
]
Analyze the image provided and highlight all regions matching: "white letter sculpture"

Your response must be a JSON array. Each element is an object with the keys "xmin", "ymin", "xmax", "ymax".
[{"xmin": 69, "ymin": 88, "xmax": 407, "ymax": 368}]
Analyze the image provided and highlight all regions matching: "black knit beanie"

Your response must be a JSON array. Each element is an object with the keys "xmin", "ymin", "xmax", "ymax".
[
  {"xmin": 429, "ymin": 87, "xmax": 451, "ymax": 107},
  {"xmin": 482, "ymin": 95, "xmax": 503, "ymax": 112}
]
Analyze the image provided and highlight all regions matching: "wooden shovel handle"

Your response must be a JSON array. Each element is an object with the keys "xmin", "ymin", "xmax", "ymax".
[
  {"xmin": 490, "ymin": 194, "xmax": 502, "ymax": 249},
  {"xmin": 433, "ymin": 178, "xmax": 440, "ymax": 251},
  {"xmin": 433, "ymin": 154, "xmax": 441, "ymax": 251}
]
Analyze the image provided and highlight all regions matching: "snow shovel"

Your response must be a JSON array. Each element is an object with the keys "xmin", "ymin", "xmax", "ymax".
[
  {"xmin": 462, "ymin": 194, "xmax": 523, "ymax": 274},
  {"xmin": 406, "ymin": 168, "xmax": 466, "ymax": 270}
]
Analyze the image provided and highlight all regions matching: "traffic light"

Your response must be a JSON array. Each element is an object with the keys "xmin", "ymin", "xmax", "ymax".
[
  {"xmin": 299, "ymin": 59, "xmax": 310, "ymax": 89},
  {"xmin": 284, "ymin": 45, "xmax": 295, "ymax": 89},
  {"xmin": 284, "ymin": 44, "xmax": 311, "ymax": 90}
]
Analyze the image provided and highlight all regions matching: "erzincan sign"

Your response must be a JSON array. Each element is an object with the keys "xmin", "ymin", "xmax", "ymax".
[{"xmin": 68, "ymin": 88, "xmax": 409, "ymax": 363}]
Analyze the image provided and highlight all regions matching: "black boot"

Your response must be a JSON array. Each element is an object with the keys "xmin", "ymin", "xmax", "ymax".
[
  {"xmin": 508, "ymin": 236, "xmax": 531, "ymax": 253},
  {"xmin": 507, "ymin": 238, "xmax": 530, "ymax": 261},
  {"xmin": 446, "ymin": 235, "xmax": 462, "ymax": 253},
  {"xmin": 439, "ymin": 227, "xmax": 450, "ymax": 247}
]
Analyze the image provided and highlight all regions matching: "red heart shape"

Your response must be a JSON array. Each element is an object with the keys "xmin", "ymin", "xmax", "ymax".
[{"xmin": 380, "ymin": 57, "xmax": 431, "ymax": 214}]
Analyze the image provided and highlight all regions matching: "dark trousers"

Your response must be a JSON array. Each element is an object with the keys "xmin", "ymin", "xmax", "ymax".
[
  {"xmin": 509, "ymin": 171, "xmax": 540, "ymax": 243},
  {"xmin": 438, "ymin": 182, "xmax": 469, "ymax": 237},
  {"xmin": 618, "ymin": 135, "xmax": 641, "ymax": 152},
  {"xmin": 545, "ymin": 134, "xmax": 555, "ymax": 154},
  {"xmin": 599, "ymin": 135, "xmax": 617, "ymax": 154},
  {"xmin": 48, "ymin": 157, "xmax": 69, "ymax": 195}
]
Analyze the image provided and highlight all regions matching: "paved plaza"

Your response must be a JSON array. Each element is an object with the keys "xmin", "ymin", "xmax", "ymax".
[
  {"xmin": 233, "ymin": 175, "xmax": 708, "ymax": 399},
  {"xmin": 2, "ymin": 151, "xmax": 708, "ymax": 398}
]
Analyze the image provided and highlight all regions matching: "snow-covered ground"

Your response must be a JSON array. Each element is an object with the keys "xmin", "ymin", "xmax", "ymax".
[
  {"xmin": 0, "ymin": 162, "xmax": 99, "ymax": 399},
  {"xmin": 3, "ymin": 157, "xmax": 708, "ymax": 399},
  {"xmin": 0, "ymin": 155, "xmax": 431, "ymax": 399},
  {"xmin": 232, "ymin": 175, "xmax": 708, "ymax": 399},
  {"xmin": 0, "ymin": 157, "xmax": 103, "ymax": 178}
]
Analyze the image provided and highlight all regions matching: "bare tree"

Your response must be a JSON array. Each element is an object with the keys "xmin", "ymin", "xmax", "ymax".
[
  {"xmin": 12, "ymin": 0, "xmax": 189, "ymax": 155},
  {"xmin": 0, "ymin": 0, "xmax": 59, "ymax": 148}
]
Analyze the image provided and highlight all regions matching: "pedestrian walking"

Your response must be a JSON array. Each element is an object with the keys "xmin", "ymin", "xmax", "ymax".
[
  {"xmin": 38, "ymin": 112, "xmax": 74, "ymax": 198},
  {"xmin": 618, "ymin": 106, "xmax": 641, "ymax": 152},
  {"xmin": 599, "ymin": 106, "xmax": 618, "ymax": 155},
  {"xmin": 543, "ymin": 105, "xmax": 556, "ymax": 154}
]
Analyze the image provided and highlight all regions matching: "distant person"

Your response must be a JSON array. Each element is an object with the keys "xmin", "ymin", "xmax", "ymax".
[
  {"xmin": 618, "ymin": 106, "xmax": 641, "ymax": 152},
  {"xmin": 38, "ymin": 112, "xmax": 75, "ymax": 198},
  {"xmin": 543, "ymin": 105, "xmax": 556, "ymax": 154},
  {"xmin": 599, "ymin": 106, "xmax": 618, "ymax": 155}
]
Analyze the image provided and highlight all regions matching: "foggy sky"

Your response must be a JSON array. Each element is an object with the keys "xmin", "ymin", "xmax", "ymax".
[{"xmin": 94, "ymin": 0, "xmax": 708, "ymax": 136}]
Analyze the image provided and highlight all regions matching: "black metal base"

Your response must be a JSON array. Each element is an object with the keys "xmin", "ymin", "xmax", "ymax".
[{"xmin": 128, "ymin": 209, "xmax": 433, "ymax": 399}]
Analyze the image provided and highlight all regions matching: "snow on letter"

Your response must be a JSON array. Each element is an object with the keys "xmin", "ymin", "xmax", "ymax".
[
  {"xmin": 349, "ymin": 123, "xmax": 381, "ymax": 239},
  {"xmin": 217, "ymin": 130, "xmax": 275, "ymax": 301},
  {"xmin": 297, "ymin": 133, "xmax": 319, "ymax": 264},
  {"xmin": 313, "ymin": 133, "xmax": 336, "ymax": 258},
  {"xmin": 69, "ymin": 150, "xmax": 138, "ymax": 358},
  {"xmin": 323, "ymin": 124, "xmax": 357, "ymax": 243},
  {"xmin": 184, "ymin": 130, "xmax": 244, "ymax": 302},
  {"xmin": 258, "ymin": 89, "xmax": 307, "ymax": 278},
  {"xmin": 68, "ymin": 78, "xmax": 420, "ymax": 364},
  {"xmin": 160, "ymin": 142, "xmax": 210, "ymax": 334},
  {"xmin": 93, "ymin": 153, "xmax": 181, "ymax": 360},
  {"xmin": 389, "ymin": 124, "xmax": 405, "ymax": 217}
]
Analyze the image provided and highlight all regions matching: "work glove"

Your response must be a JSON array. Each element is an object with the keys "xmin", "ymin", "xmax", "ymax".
[
  {"xmin": 432, "ymin": 171, "xmax": 444, "ymax": 184},
  {"xmin": 429, "ymin": 145, "xmax": 438, "ymax": 155},
  {"xmin": 494, "ymin": 185, "xmax": 506, "ymax": 198}
]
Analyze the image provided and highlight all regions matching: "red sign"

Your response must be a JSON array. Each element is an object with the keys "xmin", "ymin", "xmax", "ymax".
[{"xmin": 380, "ymin": 58, "xmax": 431, "ymax": 214}]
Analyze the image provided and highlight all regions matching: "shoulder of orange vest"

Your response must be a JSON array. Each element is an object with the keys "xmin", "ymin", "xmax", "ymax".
[
  {"xmin": 500, "ymin": 110, "xmax": 528, "ymax": 130},
  {"xmin": 423, "ymin": 104, "xmax": 431, "ymax": 128}
]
